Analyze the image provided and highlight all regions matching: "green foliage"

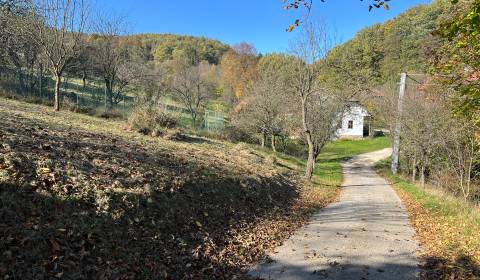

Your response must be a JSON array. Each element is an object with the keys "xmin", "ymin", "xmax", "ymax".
[
  {"xmin": 326, "ymin": 0, "xmax": 448, "ymax": 85},
  {"xmin": 126, "ymin": 34, "xmax": 230, "ymax": 65},
  {"xmin": 434, "ymin": 0, "xmax": 480, "ymax": 125}
]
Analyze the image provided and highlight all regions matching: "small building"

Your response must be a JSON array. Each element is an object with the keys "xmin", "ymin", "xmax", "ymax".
[{"xmin": 336, "ymin": 102, "xmax": 371, "ymax": 139}]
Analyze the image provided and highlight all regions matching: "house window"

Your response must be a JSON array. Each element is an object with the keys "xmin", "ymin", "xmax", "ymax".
[{"xmin": 348, "ymin": 120, "xmax": 353, "ymax": 129}]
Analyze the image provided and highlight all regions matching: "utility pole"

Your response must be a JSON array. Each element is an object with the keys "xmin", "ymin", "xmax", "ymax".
[{"xmin": 391, "ymin": 73, "xmax": 407, "ymax": 174}]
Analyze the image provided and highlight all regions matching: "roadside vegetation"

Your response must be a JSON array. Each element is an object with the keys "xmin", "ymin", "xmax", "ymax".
[{"xmin": 376, "ymin": 160, "xmax": 480, "ymax": 280}]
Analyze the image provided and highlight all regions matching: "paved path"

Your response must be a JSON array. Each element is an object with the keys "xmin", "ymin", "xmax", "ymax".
[{"xmin": 249, "ymin": 148, "xmax": 420, "ymax": 280}]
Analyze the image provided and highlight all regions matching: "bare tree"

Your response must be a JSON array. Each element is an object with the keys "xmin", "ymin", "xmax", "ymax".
[
  {"xmin": 91, "ymin": 14, "xmax": 130, "ymax": 109},
  {"xmin": 234, "ymin": 69, "xmax": 288, "ymax": 150},
  {"xmin": 170, "ymin": 59, "xmax": 215, "ymax": 128},
  {"xmin": 31, "ymin": 0, "xmax": 88, "ymax": 111},
  {"xmin": 0, "ymin": 0, "xmax": 41, "ymax": 93},
  {"xmin": 441, "ymin": 120, "xmax": 478, "ymax": 201},
  {"xmin": 288, "ymin": 20, "xmax": 343, "ymax": 180}
]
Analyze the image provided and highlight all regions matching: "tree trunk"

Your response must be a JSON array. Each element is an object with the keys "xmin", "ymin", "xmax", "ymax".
[
  {"xmin": 261, "ymin": 131, "xmax": 266, "ymax": 148},
  {"xmin": 16, "ymin": 65, "xmax": 25, "ymax": 93},
  {"xmin": 305, "ymin": 141, "xmax": 315, "ymax": 180},
  {"xmin": 54, "ymin": 74, "xmax": 61, "ymax": 111},
  {"xmin": 38, "ymin": 64, "xmax": 43, "ymax": 99},
  {"xmin": 191, "ymin": 111, "xmax": 197, "ymax": 129},
  {"xmin": 105, "ymin": 79, "xmax": 114, "ymax": 109},
  {"xmin": 368, "ymin": 116, "xmax": 373, "ymax": 138},
  {"xmin": 271, "ymin": 135, "xmax": 276, "ymax": 152},
  {"xmin": 82, "ymin": 71, "xmax": 87, "ymax": 89},
  {"xmin": 411, "ymin": 154, "xmax": 417, "ymax": 182},
  {"xmin": 420, "ymin": 165, "xmax": 425, "ymax": 189}
]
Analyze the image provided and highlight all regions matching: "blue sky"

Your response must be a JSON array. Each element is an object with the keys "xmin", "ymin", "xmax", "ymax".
[{"xmin": 100, "ymin": 0, "xmax": 433, "ymax": 54}]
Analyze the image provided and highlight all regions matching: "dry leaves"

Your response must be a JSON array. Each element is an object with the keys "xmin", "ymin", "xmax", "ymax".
[
  {"xmin": 0, "ymin": 100, "xmax": 338, "ymax": 279},
  {"xmin": 391, "ymin": 183, "xmax": 480, "ymax": 279}
]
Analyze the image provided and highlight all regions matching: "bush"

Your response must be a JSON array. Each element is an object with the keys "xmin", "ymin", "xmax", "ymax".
[
  {"xmin": 128, "ymin": 106, "xmax": 179, "ymax": 135},
  {"xmin": 96, "ymin": 108, "xmax": 123, "ymax": 119},
  {"xmin": 221, "ymin": 125, "xmax": 256, "ymax": 143}
]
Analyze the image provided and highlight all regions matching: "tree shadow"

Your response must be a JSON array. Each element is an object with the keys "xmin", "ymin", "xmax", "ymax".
[
  {"xmin": 246, "ymin": 253, "xmax": 480, "ymax": 280},
  {"xmin": 0, "ymin": 112, "xmax": 304, "ymax": 279}
]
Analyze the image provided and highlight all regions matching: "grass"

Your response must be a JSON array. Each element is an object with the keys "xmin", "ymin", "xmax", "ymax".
[
  {"xmin": 376, "ymin": 159, "xmax": 480, "ymax": 279},
  {"xmin": 258, "ymin": 136, "xmax": 391, "ymax": 187}
]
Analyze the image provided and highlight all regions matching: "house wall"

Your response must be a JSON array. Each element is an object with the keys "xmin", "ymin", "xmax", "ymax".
[{"xmin": 336, "ymin": 105, "xmax": 368, "ymax": 139}]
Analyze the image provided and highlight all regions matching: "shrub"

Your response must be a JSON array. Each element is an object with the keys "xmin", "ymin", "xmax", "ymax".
[
  {"xmin": 128, "ymin": 106, "xmax": 179, "ymax": 135},
  {"xmin": 222, "ymin": 125, "xmax": 255, "ymax": 143},
  {"xmin": 96, "ymin": 108, "xmax": 123, "ymax": 119}
]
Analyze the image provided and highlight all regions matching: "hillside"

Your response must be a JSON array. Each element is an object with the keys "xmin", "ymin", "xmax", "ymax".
[
  {"xmin": 326, "ymin": 0, "xmax": 450, "ymax": 85},
  {"xmin": 0, "ymin": 98, "xmax": 337, "ymax": 279},
  {"xmin": 126, "ymin": 33, "xmax": 231, "ymax": 64}
]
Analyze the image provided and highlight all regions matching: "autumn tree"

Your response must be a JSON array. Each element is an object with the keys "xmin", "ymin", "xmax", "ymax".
[
  {"xmin": 234, "ymin": 56, "xmax": 291, "ymax": 150},
  {"xmin": 220, "ymin": 42, "xmax": 258, "ymax": 103},
  {"xmin": 434, "ymin": 0, "xmax": 480, "ymax": 128},
  {"xmin": 30, "ymin": 0, "xmax": 88, "ymax": 111}
]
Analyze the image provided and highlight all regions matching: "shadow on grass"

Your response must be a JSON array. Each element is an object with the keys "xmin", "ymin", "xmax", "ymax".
[
  {"xmin": 421, "ymin": 255, "xmax": 480, "ymax": 280},
  {"xmin": 0, "ymin": 112, "xmax": 302, "ymax": 279}
]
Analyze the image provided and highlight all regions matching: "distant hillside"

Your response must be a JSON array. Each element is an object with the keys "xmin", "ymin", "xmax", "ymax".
[
  {"xmin": 127, "ymin": 33, "xmax": 231, "ymax": 65},
  {"xmin": 327, "ymin": 0, "xmax": 450, "ymax": 85}
]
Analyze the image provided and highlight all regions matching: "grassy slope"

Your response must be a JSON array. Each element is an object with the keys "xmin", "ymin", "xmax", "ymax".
[
  {"xmin": 0, "ymin": 98, "xmax": 390, "ymax": 279},
  {"xmin": 376, "ymin": 160, "xmax": 480, "ymax": 279},
  {"xmin": 261, "ymin": 137, "xmax": 391, "ymax": 187}
]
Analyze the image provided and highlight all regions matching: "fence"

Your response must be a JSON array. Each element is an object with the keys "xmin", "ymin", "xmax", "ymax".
[{"xmin": 0, "ymin": 64, "xmax": 227, "ymax": 130}]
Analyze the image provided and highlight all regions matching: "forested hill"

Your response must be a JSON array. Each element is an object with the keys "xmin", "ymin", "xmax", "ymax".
[
  {"xmin": 126, "ymin": 33, "xmax": 231, "ymax": 65},
  {"xmin": 327, "ymin": 0, "xmax": 450, "ymax": 85}
]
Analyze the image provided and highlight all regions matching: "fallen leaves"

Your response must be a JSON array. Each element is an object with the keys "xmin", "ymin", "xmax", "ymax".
[
  {"xmin": 0, "ymin": 99, "xmax": 339, "ymax": 279},
  {"xmin": 388, "ymin": 180, "xmax": 480, "ymax": 279}
]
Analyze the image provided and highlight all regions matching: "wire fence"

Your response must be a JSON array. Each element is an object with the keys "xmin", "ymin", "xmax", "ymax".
[{"xmin": 0, "ymin": 64, "xmax": 227, "ymax": 130}]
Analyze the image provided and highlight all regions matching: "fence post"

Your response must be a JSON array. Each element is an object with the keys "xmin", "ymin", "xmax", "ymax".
[
  {"xmin": 104, "ymin": 84, "xmax": 107, "ymax": 112},
  {"xmin": 391, "ymin": 72, "xmax": 407, "ymax": 174},
  {"xmin": 204, "ymin": 110, "xmax": 208, "ymax": 130},
  {"xmin": 123, "ymin": 94, "xmax": 126, "ymax": 119}
]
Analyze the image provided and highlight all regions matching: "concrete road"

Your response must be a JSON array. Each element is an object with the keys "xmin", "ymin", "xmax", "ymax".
[{"xmin": 249, "ymin": 148, "xmax": 420, "ymax": 280}]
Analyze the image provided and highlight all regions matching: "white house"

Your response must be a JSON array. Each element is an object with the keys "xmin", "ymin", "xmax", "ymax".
[{"xmin": 336, "ymin": 102, "xmax": 370, "ymax": 139}]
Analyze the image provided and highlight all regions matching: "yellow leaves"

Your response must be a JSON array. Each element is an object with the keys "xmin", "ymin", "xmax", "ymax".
[
  {"xmin": 392, "ymin": 184, "xmax": 480, "ymax": 277},
  {"xmin": 37, "ymin": 167, "xmax": 51, "ymax": 174}
]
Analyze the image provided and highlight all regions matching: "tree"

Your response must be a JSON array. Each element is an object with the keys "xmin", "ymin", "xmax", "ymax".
[
  {"xmin": 31, "ymin": 0, "xmax": 88, "ymax": 111},
  {"xmin": 0, "ymin": 0, "xmax": 41, "ymax": 93},
  {"xmin": 234, "ymin": 60, "xmax": 289, "ymax": 150},
  {"xmin": 220, "ymin": 42, "xmax": 258, "ymax": 103},
  {"xmin": 434, "ymin": 0, "xmax": 480, "ymax": 128},
  {"xmin": 170, "ymin": 59, "xmax": 215, "ymax": 128},
  {"xmin": 90, "ymin": 14, "xmax": 131, "ymax": 109},
  {"xmin": 283, "ymin": 0, "xmax": 392, "ymax": 31},
  {"xmin": 288, "ymin": 20, "xmax": 344, "ymax": 180}
]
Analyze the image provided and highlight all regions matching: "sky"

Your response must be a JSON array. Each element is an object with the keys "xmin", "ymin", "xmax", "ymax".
[{"xmin": 99, "ymin": 0, "xmax": 433, "ymax": 54}]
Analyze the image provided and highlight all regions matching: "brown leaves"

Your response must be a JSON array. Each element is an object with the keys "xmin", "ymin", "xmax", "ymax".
[
  {"xmin": 0, "ymin": 99, "xmax": 341, "ymax": 279},
  {"xmin": 391, "ymin": 184, "xmax": 480, "ymax": 279}
]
